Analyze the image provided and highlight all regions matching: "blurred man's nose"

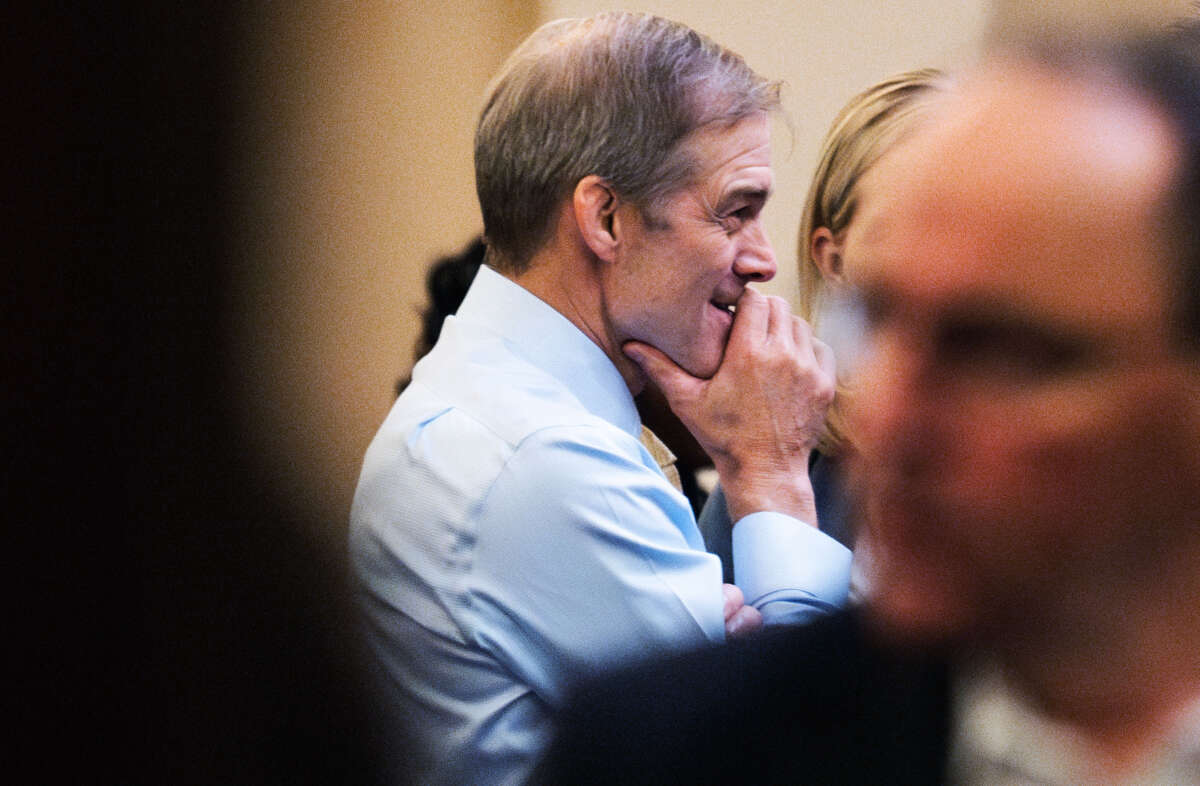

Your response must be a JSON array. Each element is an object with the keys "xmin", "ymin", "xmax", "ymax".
[{"xmin": 853, "ymin": 329, "xmax": 935, "ymax": 471}]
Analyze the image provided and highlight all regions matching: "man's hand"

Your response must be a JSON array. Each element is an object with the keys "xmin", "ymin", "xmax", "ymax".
[
  {"xmin": 624, "ymin": 288, "xmax": 835, "ymax": 523},
  {"xmin": 723, "ymin": 583, "xmax": 762, "ymax": 638}
]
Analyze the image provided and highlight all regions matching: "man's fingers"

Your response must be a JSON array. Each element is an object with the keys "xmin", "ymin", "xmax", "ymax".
[
  {"xmin": 790, "ymin": 316, "xmax": 836, "ymax": 384},
  {"xmin": 792, "ymin": 310, "xmax": 811, "ymax": 346},
  {"xmin": 812, "ymin": 336, "xmax": 837, "ymax": 382},
  {"xmin": 765, "ymin": 294, "xmax": 792, "ymax": 342},
  {"xmin": 623, "ymin": 341, "xmax": 696, "ymax": 402},
  {"xmin": 725, "ymin": 604, "xmax": 763, "ymax": 638},
  {"xmin": 727, "ymin": 287, "xmax": 768, "ymax": 348},
  {"xmin": 722, "ymin": 582, "xmax": 745, "ymax": 619},
  {"xmin": 723, "ymin": 582, "xmax": 763, "ymax": 637}
]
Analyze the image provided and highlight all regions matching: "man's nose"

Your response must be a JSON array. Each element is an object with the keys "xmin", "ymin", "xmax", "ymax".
[{"xmin": 733, "ymin": 222, "xmax": 776, "ymax": 282}]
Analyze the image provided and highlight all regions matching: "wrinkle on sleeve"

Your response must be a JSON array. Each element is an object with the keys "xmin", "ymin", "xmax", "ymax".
[{"xmin": 733, "ymin": 512, "xmax": 852, "ymax": 627}]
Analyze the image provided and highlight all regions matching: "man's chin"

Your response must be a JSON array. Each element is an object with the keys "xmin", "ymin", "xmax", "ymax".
[{"xmin": 673, "ymin": 345, "xmax": 724, "ymax": 381}]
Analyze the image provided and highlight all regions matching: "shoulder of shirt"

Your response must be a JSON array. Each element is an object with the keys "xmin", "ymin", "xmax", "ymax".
[
  {"xmin": 399, "ymin": 327, "xmax": 636, "ymax": 451},
  {"xmin": 392, "ymin": 381, "xmax": 642, "ymax": 467}
]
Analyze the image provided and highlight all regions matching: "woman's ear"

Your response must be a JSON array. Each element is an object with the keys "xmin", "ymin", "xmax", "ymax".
[
  {"xmin": 810, "ymin": 227, "xmax": 846, "ymax": 283},
  {"xmin": 573, "ymin": 175, "xmax": 620, "ymax": 262}
]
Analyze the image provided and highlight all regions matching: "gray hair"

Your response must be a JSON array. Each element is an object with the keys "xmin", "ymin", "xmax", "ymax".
[{"xmin": 475, "ymin": 12, "xmax": 781, "ymax": 273}]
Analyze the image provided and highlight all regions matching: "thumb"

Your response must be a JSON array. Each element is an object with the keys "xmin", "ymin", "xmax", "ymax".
[{"xmin": 623, "ymin": 340, "xmax": 699, "ymax": 402}]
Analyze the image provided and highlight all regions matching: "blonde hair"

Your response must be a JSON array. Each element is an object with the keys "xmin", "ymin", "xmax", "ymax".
[{"xmin": 797, "ymin": 68, "xmax": 948, "ymax": 452}]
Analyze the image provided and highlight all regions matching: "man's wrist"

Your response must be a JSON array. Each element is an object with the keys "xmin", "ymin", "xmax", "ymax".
[{"xmin": 722, "ymin": 472, "xmax": 818, "ymax": 526}]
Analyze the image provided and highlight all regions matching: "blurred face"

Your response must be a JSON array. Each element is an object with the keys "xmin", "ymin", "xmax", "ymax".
[
  {"xmin": 843, "ymin": 63, "xmax": 1200, "ymax": 645},
  {"xmin": 604, "ymin": 113, "xmax": 777, "ymax": 379}
]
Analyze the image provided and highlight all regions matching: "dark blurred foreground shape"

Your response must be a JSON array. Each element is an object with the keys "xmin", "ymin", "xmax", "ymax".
[{"xmin": 10, "ymin": 4, "xmax": 389, "ymax": 783}]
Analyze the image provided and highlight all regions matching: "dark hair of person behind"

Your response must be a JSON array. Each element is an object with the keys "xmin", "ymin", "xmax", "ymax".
[
  {"xmin": 396, "ymin": 236, "xmax": 486, "ymax": 396},
  {"xmin": 416, "ymin": 238, "xmax": 487, "ymax": 360}
]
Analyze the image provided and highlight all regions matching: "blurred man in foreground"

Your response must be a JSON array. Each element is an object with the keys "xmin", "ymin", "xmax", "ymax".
[{"xmin": 540, "ymin": 22, "xmax": 1200, "ymax": 785}]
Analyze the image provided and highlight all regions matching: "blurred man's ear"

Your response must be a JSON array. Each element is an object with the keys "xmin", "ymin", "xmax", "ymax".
[
  {"xmin": 811, "ymin": 227, "xmax": 846, "ymax": 282},
  {"xmin": 574, "ymin": 175, "xmax": 620, "ymax": 262}
]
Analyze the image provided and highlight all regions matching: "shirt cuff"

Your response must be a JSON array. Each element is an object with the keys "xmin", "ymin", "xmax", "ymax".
[{"xmin": 732, "ymin": 512, "xmax": 853, "ymax": 619}]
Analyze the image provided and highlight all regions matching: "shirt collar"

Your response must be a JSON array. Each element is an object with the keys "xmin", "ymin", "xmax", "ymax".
[
  {"xmin": 454, "ymin": 265, "xmax": 642, "ymax": 438},
  {"xmin": 951, "ymin": 662, "xmax": 1200, "ymax": 784}
]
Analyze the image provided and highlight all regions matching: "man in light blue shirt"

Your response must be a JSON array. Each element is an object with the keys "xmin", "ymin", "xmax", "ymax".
[{"xmin": 350, "ymin": 12, "xmax": 852, "ymax": 784}]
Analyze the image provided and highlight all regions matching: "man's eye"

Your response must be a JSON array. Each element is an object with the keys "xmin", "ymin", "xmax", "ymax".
[
  {"xmin": 719, "ymin": 207, "xmax": 753, "ymax": 230},
  {"xmin": 937, "ymin": 321, "xmax": 1090, "ymax": 381},
  {"xmin": 858, "ymin": 291, "xmax": 888, "ymax": 330}
]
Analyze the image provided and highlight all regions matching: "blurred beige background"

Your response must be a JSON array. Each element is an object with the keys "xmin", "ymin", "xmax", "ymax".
[{"xmin": 228, "ymin": 0, "xmax": 1194, "ymax": 548}]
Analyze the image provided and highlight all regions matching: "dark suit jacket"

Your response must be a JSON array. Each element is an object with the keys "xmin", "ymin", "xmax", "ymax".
[{"xmin": 535, "ymin": 610, "xmax": 952, "ymax": 785}]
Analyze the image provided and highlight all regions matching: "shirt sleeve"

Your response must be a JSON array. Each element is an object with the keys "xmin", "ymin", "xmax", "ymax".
[
  {"xmin": 733, "ymin": 511, "xmax": 852, "ymax": 626},
  {"xmin": 699, "ymin": 483, "xmax": 854, "ymax": 626},
  {"xmin": 462, "ymin": 424, "xmax": 726, "ymax": 707}
]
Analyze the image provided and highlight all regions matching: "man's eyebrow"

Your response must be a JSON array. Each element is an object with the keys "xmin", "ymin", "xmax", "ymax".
[
  {"xmin": 902, "ymin": 292, "xmax": 1111, "ymax": 357},
  {"xmin": 855, "ymin": 283, "xmax": 1094, "ymax": 336},
  {"xmin": 719, "ymin": 186, "xmax": 771, "ymax": 208}
]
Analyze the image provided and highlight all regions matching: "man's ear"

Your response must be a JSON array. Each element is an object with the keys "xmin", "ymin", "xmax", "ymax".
[
  {"xmin": 810, "ymin": 227, "xmax": 846, "ymax": 283},
  {"xmin": 573, "ymin": 175, "xmax": 620, "ymax": 262}
]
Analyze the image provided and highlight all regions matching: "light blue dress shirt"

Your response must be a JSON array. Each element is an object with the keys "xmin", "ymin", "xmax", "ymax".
[{"xmin": 349, "ymin": 266, "xmax": 851, "ymax": 785}]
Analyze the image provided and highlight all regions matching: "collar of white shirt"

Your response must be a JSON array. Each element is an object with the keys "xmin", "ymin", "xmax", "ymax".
[
  {"xmin": 949, "ymin": 661, "xmax": 1200, "ymax": 785},
  {"xmin": 454, "ymin": 265, "xmax": 641, "ymax": 438}
]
